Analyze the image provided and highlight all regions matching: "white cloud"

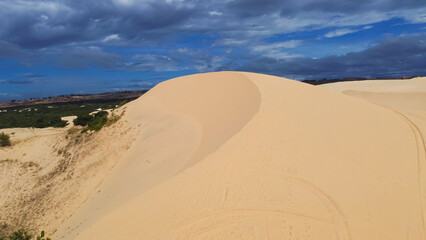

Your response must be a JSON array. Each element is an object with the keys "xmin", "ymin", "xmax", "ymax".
[
  {"xmin": 218, "ymin": 39, "xmax": 248, "ymax": 46},
  {"xmin": 324, "ymin": 25, "xmax": 373, "ymax": 38},
  {"xmin": 252, "ymin": 40, "xmax": 303, "ymax": 53},
  {"xmin": 263, "ymin": 52, "xmax": 303, "ymax": 59},
  {"xmin": 0, "ymin": 93, "xmax": 22, "ymax": 99},
  {"xmin": 129, "ymin": 54, "xmax": 179, "ymax": 71},
  {"xmin": 102, "ymin": 34, "xmax": 120, "ymax": 43},
  {"xmin": 250, "ymin": 40, "xmax": 303, "ymax": 59},
  {"xmin": 405, "ymin": 13, "xmax": 426, "ymax": 23},
  {"xmin": 324, "ymin": 28, "xmax": 358, "ymax": 38},
  {"xmin": 209, "ymin": 11, "xmax": 223, "ymax": 16}
]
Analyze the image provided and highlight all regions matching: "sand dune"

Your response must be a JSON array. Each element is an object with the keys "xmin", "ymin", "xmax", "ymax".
[
  {"xmin": 1, "ymin": 72, "xmax": 424, "ymax": 239},
  {"xmin": 322, "ymin": 77, "xmax": 426, "ymax": 111},
  {"xmin": 322, "ymin": 77, "xmax": 426, "ymax": 156},
  {"xmin": 47, "ymin": 72, "xmax": 425, "ymax": 239},
  {"xmin": 54, "ymin": 72, "xmax": 261, "ymax": 239}
]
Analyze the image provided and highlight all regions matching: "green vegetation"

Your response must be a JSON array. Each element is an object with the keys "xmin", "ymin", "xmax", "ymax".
[
  {"xmin": 73, "ymin": 111, "xmax": 109, "ymax": 132},
  {"xmin": 0, "ymin": 100, "xmax": 129, "ymax": 129},
  {"xmin": 36, "ymin": 231, "xmax": 51, "ymax": 240},
  {"xmin": 105, "ymin": 112, "xmax": 122, "ymax": 127},
  {"xmin": 0, "ymin": 230, "xmax": 32, "ymax": 240},
  {"xmin": 0, "ymin": 230, "xmax": 51, "ymax": 240},
  {"xmin": 88, "ymin": 111, "xmax": 108, "ymax": 131},
  {"xmin": 73, "ymin": 114, "xmax": 93, "ymax": 127},
  {"xmin": 0, "ymin": 132, "xmax": 11, "ymax": 147},
  {"xmin": 117, "ymin": 100, "xmax": 128, "ymax": 108}
]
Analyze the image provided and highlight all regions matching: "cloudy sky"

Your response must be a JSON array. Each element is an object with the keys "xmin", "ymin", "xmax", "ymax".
[{"xmin": 0, "ymin": 0, "xmax": 425, "ymax": 100}]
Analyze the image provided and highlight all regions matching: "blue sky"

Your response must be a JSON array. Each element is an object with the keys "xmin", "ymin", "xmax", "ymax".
[{"xmin": 0, "ymin": 0, "xmax": 425, "ymax": 100}]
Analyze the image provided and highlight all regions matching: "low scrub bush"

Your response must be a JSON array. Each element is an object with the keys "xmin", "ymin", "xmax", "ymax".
[
  {"xmin": 36, "ymin": 231, "xmax": 51, "ymax": 240},
  {"xmin": 73, "ymin": 114, "xmax": 93, "ymax": 127},
  {"xmin": 105, "ymin": 112, "xmax": 121, "ymax": 127},
  {"xmin": 74, "ymin": 111, "xmax": 109, "ymax": 132},
  {"xmin": 88, "ymin": 111, "xmax": 108, "ymax": 131},
  {"xmin": 35, "ymin": 117, "xmax": 67, "ymax": 128},
  {"xmin": 0, "ymin": 230, "xmax": 51, "ymax": 240},
  {"xmin": 0, "ymin": 229, "xmax": 31, "ymax": 240},
  {"xmin": 0, "ymin": 132, "xmax": 11, "ymax": 147},
  {"xmin": 117, "ymin": 100, "xmax": 128, "ymax": 108}
]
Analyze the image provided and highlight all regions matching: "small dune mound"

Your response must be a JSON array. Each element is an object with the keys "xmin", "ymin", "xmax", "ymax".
[{"xmin": 321, "ymin": 77, "xmax": 426, "ymax": 111}]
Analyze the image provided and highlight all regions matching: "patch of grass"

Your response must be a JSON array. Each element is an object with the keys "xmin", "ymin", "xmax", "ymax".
[
  {"xmin": 0, "ymin": 132, "xmax": 11, "ymax": 147},
  {"xmin": 0, "ymin": 230, "xmax": 51, "ymax": 240},
  {"xmin": 36, "ymin": 230, "xmax": 51, "ymax": 240},
  {"xmin": 0, "ymin": 229, "xmax": 31, "ymax": 240},
  {"xmin": 104, "ymin": 112, "xmax": 121, "ymax": 127},
  {"xmin": 66, "ymin": 128, "xmax": 79, "ymax": 135}
]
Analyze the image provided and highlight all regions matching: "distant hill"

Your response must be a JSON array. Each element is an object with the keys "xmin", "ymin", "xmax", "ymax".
[
  {"xmin": 302, "ymin": 77, "xmax": 415, "ymax": 85},
  {"xmin": 0, "ymin": 90, "xmax": 147, "ymax": 108}
]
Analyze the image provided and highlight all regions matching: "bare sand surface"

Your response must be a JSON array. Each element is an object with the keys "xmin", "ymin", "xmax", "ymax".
[
  {"xmin": 322, "ymin": 77, "xmax": 426, "ymax": 111},
  {"xmin": 54, "ymin": 72, "xmax": 425, "ymax": 239},
  {"xmin": 2, "ymin": 72, "xmax": 425, "ymax": 240}
]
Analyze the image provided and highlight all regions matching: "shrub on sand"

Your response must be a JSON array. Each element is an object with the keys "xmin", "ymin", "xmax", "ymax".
[{"xmin": 0, "ymin": 132, "xmax": 11, "ymax": 147}]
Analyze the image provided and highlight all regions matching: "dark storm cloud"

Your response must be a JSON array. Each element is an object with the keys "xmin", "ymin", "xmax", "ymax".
[
  {"xmin": 228, "ymin": 0, "xmax": 426, "ymax": 17},
  {"xmin": 0, "ymin": 41, "xmax": 23, "ymax": 58},
  {"xmin": 0, "ymin": 73, "xmax": 47, "ymax": 85},
  {"xmin": 52, "ymin": 47, "xmax": 125, "ymax": 70},
  {"xmin": 227, "ymin": 0, "xmax": 283, "ymax": 17},
  {"xmin": 0, "ymin": 0, "xmax": 425, "ymax": 79},
  {"xmin": 1, "ymin": 0, "xmax": 424, "ymax": 50},
  {"xmin": 0, "ymin": 0, "xmax": 197, "ymax": 49},
  {"xmin": 235, "ymin": 34, "xmax": 426, "ymax": 80},
  {"xmin": 4, "ymin": 80, "xmax": 34, "ymax": 85}
]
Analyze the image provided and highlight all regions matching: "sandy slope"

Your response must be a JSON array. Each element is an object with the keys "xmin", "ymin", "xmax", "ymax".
[
  {"xmin": 54, "ymin": 72, "xmax": 260, "ymax": 239},
  {"xmin": 322, "ymin": 77, "xmax": 426, "ymax": 159},
  {"xmin": 0, "ymin": 109, "xmax": 139, "ymax": 236},
  {"xmin": 47, "ymin": 72, "xmax": 425, "ymax": 240},
  {"xmin": 321, "ymin": 77, "xmax": 426, "ymax": 111}
]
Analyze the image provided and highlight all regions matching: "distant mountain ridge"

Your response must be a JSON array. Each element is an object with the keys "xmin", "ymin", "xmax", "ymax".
[
  {"xmin": 0, "ymin": 90, "xmax": 147, "ymax": 108},
  {"xmin": 302, "ymin": 77, "xmax": 415, "ymax": 85}
]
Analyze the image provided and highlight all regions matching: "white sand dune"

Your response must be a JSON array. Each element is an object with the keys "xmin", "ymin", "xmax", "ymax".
[
  {"xmin": 48, "ymin": 72, "xmax": 425, "ymax": 240},
  {"xmin": 53, "ymin": 72, "xmax": 261, "ymax": 239},
  {"xmin": 1, "ymin": 72, "xmax": 424, "ymax": 239},
  {"xmin": 322, "ymin": 77, "xmax": 426, "ymax": 155},
  {"xmin": 322, "ymin": 77, "xmax": 426, "ymax": 111}
]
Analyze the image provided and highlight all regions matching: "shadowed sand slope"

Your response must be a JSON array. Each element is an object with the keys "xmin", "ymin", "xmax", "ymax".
[
  {"xmin": 54, "ymin": 72, "xmax": 261, "ymax": 239},
  {"xmin": 56, "ymin": 72, "xmax": 426, "ymax": 240}
]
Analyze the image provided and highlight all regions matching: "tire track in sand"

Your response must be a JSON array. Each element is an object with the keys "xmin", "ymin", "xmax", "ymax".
[{"xmin": 391, "ymin": 110, "xmax": 426, "ymax": 239}]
